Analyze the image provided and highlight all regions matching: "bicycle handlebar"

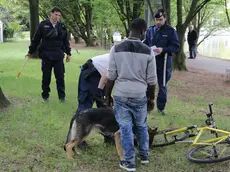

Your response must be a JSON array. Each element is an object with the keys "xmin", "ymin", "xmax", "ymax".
[
  {"xmin": 205, "ymin": 103, "xmax": 217, "ymax": 129},
  {"xmin": 206, "ymin": 102, "xmax": 213, "ymax": 118}
]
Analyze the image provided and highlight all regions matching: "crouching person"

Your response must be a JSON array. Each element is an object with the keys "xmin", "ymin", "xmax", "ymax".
[
  {"xmin": 106, "ymin": 18, "xmax": 157, "ymax": 171},
  {"xmin": 76, "ymin": 53, "xmax": 114, "ymax": 146}
]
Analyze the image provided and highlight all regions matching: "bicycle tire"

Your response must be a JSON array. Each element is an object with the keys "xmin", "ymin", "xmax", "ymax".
[
  {"xmin": 186, "ymin": 141, "xmax": 230, "ymax": 163},
  {"xmin": 152, "ymin": 128, "xmax": 190, "ymax": 147}
]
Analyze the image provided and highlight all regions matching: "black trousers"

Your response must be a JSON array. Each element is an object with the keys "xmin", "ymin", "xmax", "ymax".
[{"xmin": 41, "ymin": 59, "xmax": 65, "ymax": 100}]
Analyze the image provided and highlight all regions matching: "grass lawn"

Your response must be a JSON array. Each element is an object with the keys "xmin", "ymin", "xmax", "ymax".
[{"xmin": 1, "ymin": 41, "xmax": 230, "ymax": 172}]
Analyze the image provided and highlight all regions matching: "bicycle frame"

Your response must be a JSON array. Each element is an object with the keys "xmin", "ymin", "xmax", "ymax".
[
  {"xmin": 163, "ymin": 103, "xmax": 230, "ymax": 147},
  {"xmin": 192, "ymin": 127, "xmax": 230, "ymax": 146}
]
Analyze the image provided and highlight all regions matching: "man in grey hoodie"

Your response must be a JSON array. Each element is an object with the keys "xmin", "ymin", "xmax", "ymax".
[{"xmin": 106, "ymin": 18, "xmax": 157, "ymax": 171}]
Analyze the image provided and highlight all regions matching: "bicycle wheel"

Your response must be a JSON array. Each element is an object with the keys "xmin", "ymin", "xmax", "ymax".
[
  {"xmin": 152, "ymin": 128, "xmax": 190, "ymax": 147},
  {"xmin": 187, "ymin": 141, "xmax": 230, "ymax": 163}
]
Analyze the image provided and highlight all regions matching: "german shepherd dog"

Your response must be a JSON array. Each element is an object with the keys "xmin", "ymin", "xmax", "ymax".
[{"xmin": 64, "ymin": 105, "xmax": 157, "ymax": 160}]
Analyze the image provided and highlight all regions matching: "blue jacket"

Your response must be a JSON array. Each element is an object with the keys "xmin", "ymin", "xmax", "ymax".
[{"xmin": 143, "ymin": 24, "xmax": 179, "ymax": 57}]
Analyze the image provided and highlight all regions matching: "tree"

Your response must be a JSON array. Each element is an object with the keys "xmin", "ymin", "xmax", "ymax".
[
  {"xmin": 0, "ymin": 0, "xmax": 29, "ymax": 40},
  {"xmin": 28, "ymin": 0, "xmax": 39, "ymax": 41},
  {"xmin": 0, "ymin": 87, "xmax": 10, "ymax": 109},
  {"xmin": 92, "ymin": 0, "xmax": 124, "ymax": 47},
  {"xmin": 174, "ymin": 0, "xmax": 211, "ymax": 70},
  {"xmin": 109, "ymin": 0, "xmax": 145, "ymax": 37},
  {"xmin": 191, "ymin": 0, "xmax": 228, "ymax": 47},
  {"xmin": 224, "ymin": 0, "xmax": 230, "ymax": 25},
  {"xmin": 161, "ymin": 0, "xmax": 171, "ymax": 25}
]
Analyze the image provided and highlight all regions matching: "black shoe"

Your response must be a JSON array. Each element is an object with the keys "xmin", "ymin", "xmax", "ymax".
[
  {"xmin": 188, "ymin": 57, "xmax": 193, "ymax": 59},
  {"xmin": 42, "ymin": 98, "xmax": 49, "ymax": 103},
  {"xmin": 158, "ymin": 109, "xmax": 166, "ymax": 115}
]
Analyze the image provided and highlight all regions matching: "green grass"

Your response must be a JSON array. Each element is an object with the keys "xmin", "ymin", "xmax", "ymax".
[{"xmin": 1, "ymin": 41, "xmax": 230, "ymax": 172}]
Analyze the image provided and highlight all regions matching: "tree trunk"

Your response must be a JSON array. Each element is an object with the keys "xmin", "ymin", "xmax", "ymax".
[
  {"xmin": 0, "ymin": 87, "xmax": 10, "ymax": 109},
  {"xmin": 224, "ymin": 0, "xmax": 230, "ymax": 25},
  {"xmin": 84, "ymin": 37, "xmax": 95, "ymax": 47},
  {"xmin": 162, "ymin": 0, "xmax": 171, "ymax": 25},
  {"xmin": 29, "ymin": 0, "xmax": 39, "ymax": 41},
  {"xmin": 74, "ymin": 36, "xmax": 80, "ymax": 44},
  {"xmin": 29, "ymin": 0, "xmax": 39, "ymax": 58},
  {"xmin": 174, "ymin": 26, "xmax": 187, "ymax": 71}
]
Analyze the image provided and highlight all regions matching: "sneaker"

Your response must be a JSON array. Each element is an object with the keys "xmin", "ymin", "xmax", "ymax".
[
  {"xmin": 139, "ymin": 154, "xmax": 149, "ymax": 164},
  {"xmin": 158, "ymin": 109, "xmax": 166, "ymax": 115},
  {"xmin": 119, "ymin": 160, "xmax": 136, "ymax": 172}
]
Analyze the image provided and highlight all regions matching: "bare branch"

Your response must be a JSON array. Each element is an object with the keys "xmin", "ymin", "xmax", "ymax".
[{"xmin": 197, "ymin": 28, "xmax": 217, "ymax": 47}]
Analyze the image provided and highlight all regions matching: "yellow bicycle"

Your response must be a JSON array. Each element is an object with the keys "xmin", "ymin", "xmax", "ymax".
[{"xmin": 152, "ymin": 103, "xmax": 230, "ymax": 163}]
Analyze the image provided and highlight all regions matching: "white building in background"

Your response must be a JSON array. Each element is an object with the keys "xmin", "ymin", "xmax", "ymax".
[{"xmin": 0, "ymin": 21, "xmax": 3, "ymax": 43}]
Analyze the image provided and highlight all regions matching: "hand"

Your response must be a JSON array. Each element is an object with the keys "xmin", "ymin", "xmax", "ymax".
[
  {"xmin": 105, "ymin": 96, "xmax": 114, "ymax": 108},
  {"xmin": 66, "ymin": 55, "xmax": 71, "ymax": 62},
  {"xmin": 96, "ymin": 88, "xmax": 104, "ymax": 99},
  {"xmin": 147, "ymin": 98, "xmax": 155, "ymax": 112},
  {"xmin": 152, "ymin": 47, "xmax": 163, "ymax": 55},
  {"xmin": 25, "ymin": 53, "xmax": 32, "ymax": 58}
]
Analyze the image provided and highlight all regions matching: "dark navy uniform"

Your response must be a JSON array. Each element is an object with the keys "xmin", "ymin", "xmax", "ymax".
[
  {"xmin": 143, "ymin": 24, "xmax": 179, "ymax": 111},
  {"xmin": 28, "ymin": 19, "xmax": 71, "ymax": 100}
]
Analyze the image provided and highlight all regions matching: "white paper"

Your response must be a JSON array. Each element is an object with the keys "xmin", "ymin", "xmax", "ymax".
[{"xmin": 151, "ymin": 46, "xmax": 160, "ymax": 56}]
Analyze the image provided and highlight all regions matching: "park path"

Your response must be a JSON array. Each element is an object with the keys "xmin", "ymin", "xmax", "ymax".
[{"xmin": 186, "ymin": 55, "xmax": 230, "ymax": 74}]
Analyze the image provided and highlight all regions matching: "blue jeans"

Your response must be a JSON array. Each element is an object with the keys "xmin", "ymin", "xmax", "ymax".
[{"xmin": 114, "ymin": 96, "xmax": 149, "ymax": 164}]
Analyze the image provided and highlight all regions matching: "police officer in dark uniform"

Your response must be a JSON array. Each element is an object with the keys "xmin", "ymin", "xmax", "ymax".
[
  {"xmin": 143, "ymin": 9, "xmax": 179, "ymax": 115},
  {"xmin": 26, "ymin": 7, "xmax": 71, "ymax": 102}
]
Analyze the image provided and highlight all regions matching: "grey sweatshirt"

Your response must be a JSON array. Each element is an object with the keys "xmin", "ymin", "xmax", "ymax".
[{"xmin": 107, "ymin": 39, "xmax": 157, "ymax": 98}]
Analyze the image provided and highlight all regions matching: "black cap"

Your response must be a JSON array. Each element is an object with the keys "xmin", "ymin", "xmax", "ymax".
[{"xmin": 154, "ymin": 9, "xmax": 166, "ymax": 18}]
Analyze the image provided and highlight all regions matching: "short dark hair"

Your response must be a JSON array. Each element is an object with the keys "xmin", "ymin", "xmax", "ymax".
[
  {"xmin": 51, "ymin": 7, "xmax": 62, "ymax": 14},
  {"xmin": 154, "ymin": 9, "xmax": 166, "ymax": 18},
  {"xmin": 130, "ymin": 18, "xmax": 147, "ymax": 32}
]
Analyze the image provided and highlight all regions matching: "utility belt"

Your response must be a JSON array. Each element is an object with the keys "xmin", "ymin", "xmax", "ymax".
[{"xmin": 80, "ymin": 59, "xmax": 100, "ymax": 80}]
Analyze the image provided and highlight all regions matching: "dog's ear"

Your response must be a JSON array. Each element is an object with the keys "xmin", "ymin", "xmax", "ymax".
[{"xmin": 148, "ymin": 127, "xmax": 158, "ymax": 136}]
